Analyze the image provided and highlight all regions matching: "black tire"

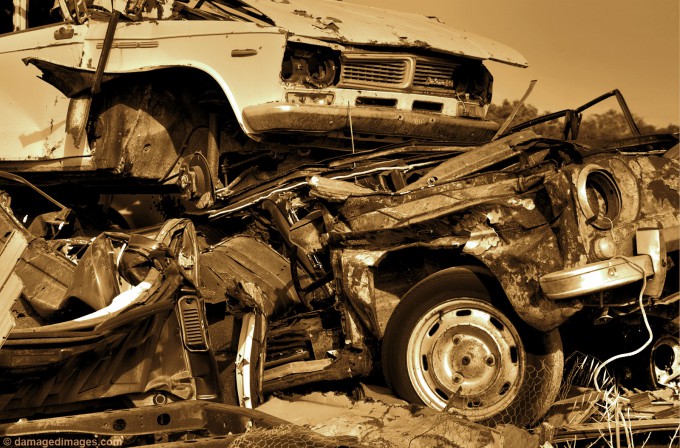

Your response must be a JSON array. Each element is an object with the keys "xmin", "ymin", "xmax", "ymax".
[
  {"xmin": 382, "ymin": 266, "xmax": 563, "ymax": 427},
  {"xmin": 648, "ymin": 334, "xmax": 680, "ymax": 389}
]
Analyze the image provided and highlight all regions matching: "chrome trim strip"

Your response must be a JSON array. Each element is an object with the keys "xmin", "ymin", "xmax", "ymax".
[{"xmin": 235, "ymin": 312, "xmax": 256, "ymax": 408}]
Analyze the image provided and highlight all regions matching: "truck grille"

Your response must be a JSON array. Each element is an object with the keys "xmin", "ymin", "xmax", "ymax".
[
  {"xmin": 339, "ymin": 54, "xmax": 456, "ymax": 94},
  {"xmin": 341, "ymin": 59, "xmax": 408, "ymax": 86}
]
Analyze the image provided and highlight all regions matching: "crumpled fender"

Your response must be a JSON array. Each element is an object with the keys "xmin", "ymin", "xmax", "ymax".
[{"xmin": 469, "ymin": 223, "xmax": 583, "ymax": 332}]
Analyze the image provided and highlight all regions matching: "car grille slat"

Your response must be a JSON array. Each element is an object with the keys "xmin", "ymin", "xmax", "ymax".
[
  {"xmin": 178, "ymin": 297, "xmax": 209, "ymax": 351},
  {"xmin": 339, "ymin": 55, "xmax": 458, "ymax": 94},
  {"xmin": 341, "ymin": 60, "xmax": 407, "ymax": 85},
  {"xmin": 344, "ymin": 69, "xmax": 403, "ymax": 79}
]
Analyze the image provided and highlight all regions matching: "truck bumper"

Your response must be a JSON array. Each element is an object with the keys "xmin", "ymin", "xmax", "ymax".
[{"xmin": 242, "ymin": 102, "xmax": 499, "ymax": 144}]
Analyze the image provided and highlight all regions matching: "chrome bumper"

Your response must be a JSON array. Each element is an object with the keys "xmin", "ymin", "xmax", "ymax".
[
  {"xmin": 241, "ymin": 102, "xmax": 499, "ymax": 143},
  {"xmin": 540, "ymin": 227, "xmax": 678, "ymax": 300}
]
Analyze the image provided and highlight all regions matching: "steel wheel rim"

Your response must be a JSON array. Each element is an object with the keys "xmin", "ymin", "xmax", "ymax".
[{"xmin": 406, "ymin": 298, "xmax": 525, "ymax": 419}]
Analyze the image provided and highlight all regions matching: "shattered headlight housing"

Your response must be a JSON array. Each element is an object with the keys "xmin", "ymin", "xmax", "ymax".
[{"xmin": 281, "ymin": 44, "xmax": 340, "ymax": 89}]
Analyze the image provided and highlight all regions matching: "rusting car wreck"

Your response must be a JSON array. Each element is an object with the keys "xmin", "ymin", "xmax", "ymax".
[
  {"xmin": 1, "ymin": 97, "xmax": 678, "ymax": 436},
  {"xmin": 1, "ymin": 0, "xmax": 525, "ymax": 199},
  {"xmin": 1, "ymin": 0, "xmax": 679, "ymax": 441}
]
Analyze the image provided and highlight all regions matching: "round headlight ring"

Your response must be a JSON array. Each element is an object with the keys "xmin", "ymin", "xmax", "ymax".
[{"xmin": 576, "ymin": 167, "xmax": 622, "ymax": 230}]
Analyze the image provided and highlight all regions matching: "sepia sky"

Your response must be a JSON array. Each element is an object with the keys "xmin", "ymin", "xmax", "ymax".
[{"xmin": 348, "ymin": 0, "xmax": 680, "ymax": 127}]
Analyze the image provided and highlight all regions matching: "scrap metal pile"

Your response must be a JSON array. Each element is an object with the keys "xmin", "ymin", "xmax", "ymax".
[
  {"xmin": 544, "ymin": 361, "xmax": 680, "ymax": 447},
  {"xmin": 0, "ymin": 91, "xmax": 678, "ymax": 445},
  {"xmin": 0, "ymin": 0, "xmax": 678, "ymax": 445}
]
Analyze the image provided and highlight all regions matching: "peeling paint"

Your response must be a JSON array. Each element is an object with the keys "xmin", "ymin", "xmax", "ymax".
[
  {"xmin": 293, "ymin": 9, "xmax": 313, "ymax": 18},
  {"xmin": 507, "ymin": 197, "xmax": 535, "ymax": 210},
  {"xmin": 486, "ymin": 208, "xmax": 503, "ymax": 225},
  {"xmin": 463, "ymin": 225, "xmax": 501, "ymax": 256}
]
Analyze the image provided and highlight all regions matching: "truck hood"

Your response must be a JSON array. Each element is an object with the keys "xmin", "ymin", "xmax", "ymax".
[{"xmin": 243, "ymin": 0, "xmax": 528, "ymax": 67}]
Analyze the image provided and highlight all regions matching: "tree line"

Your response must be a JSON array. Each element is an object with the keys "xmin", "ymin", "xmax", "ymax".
[{"xmin": 486, "ymin": 99, "xmax": 679, "ymax": 140}]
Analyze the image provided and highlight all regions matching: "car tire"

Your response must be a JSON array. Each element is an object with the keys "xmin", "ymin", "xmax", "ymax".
[{"xmin": 382, "ymin": 266, "xmax": 563, "ymax": 427}]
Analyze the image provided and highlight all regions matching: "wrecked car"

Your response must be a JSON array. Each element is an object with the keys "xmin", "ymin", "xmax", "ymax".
[
  {"xmin": 1, "ymin": 91, "xmax": 677, "ymax": 430},
  {"xmin": 0, "ymin": 0, "xmax": 525, "ymax": 204}
]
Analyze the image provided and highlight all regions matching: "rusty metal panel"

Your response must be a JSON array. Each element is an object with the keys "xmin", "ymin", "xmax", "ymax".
[
  {"xmin": 334, "ymin": 249, "xmax": 387, "ymax": 338},
  {"xmin": 13, "ymin": 239, "xmax": 76, "ymax": 322},
  {"xmin": 403, "ymin": 129, "xmax": 538, "ymax": 190},
  {"xmin": 473, "ymin": 224, "xmax": 584, "ymax": 331},
  {"xmin": 0, "ymin": 205, "xmax": 75, "ymax": 322},
  {"xmin": 343, "ymin": 176, "xmax": 524, "ymax": 232},
  {"xmin": 199, "ymin": 235, "xmax": 300, "ymax": 316}
]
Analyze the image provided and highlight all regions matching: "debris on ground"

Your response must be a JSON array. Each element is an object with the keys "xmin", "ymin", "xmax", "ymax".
[
  {"xmin": 539, "ymin": 358, "xmax": 680, "ymax": 447},
  {"xmin": 258, "ymin": 388, "xmax": 539, "ymax": 448}
]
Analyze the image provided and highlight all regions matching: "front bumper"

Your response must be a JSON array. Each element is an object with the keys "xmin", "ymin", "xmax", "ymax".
[
  {"xmin": 540, "ymin": 227, "xmax": 678, "ymax": 300},
  {"xmin": 540, "ymin": 255, "xmax": 655, "ymax": 300},
  {"xmin": 241, "ymin": 102, "xmax": 499, "ymax": 143}
]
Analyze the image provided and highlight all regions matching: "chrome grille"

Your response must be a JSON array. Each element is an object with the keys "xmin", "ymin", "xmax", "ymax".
[
  {"xmin": 413, "ymin": 59, "xmax": 457, "ymax": 89},
  {"xmin": 338, "ymin": 54, "xmax": 458, "ymax": 94},
  {"xmin": 340, "ymin": 59, "xmax": 408, "ymax": 86}
]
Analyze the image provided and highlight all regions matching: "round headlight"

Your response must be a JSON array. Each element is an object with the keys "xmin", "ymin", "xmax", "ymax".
[
  {"xmin": 577, "ymin": 166, "xmax": 621, "ymax": 230},
  {"xmin": 305, "ymin": 55, "xmax": 337, "ymax": 88}
]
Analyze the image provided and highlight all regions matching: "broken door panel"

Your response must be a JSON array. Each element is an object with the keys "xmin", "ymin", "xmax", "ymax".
[{"xmin": 0, "ymin": 230, "xmax": 27, "ymax": 349}]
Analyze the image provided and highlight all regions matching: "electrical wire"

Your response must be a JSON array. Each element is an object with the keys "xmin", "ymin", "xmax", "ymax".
[{"xmin": 593, "ymin": 255, "xmax": 654, "ymax": 392}]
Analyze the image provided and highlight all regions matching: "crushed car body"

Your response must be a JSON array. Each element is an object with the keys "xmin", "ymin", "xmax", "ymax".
[{"xmin": 0, "ymin": 90, "xmax": 677, "ymax": 433}]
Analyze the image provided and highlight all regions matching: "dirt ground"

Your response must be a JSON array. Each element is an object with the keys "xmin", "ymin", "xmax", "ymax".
[{"xmin": 257, "ymin": 385, "xmax": 540, "ymax": 448}]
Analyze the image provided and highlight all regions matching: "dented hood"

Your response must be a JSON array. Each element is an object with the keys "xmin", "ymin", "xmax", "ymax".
[{"xmin": 243, "ymin": 0, "xmax": 528, "ymax": 67}]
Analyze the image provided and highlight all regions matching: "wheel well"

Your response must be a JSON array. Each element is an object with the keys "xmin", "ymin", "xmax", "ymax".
[
  {"xmin": 371, "ymin": 247, "xmax": 508, "ymax": 338},
  {"xmin": 95, "ymin": 67, "xmax": 231, "ymax": 108},
  {"xmin": 88, "ymin": 67, "xmax": 239, "ymax": 183},
  {"xmin": 374, "ymin": 247, "xmax": 496, "ymax": 302}
]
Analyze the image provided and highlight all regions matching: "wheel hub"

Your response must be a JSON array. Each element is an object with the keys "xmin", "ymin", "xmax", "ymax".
[{"xmin": 450, "ymin": 331, "xmax": 498, "ymax": 393}]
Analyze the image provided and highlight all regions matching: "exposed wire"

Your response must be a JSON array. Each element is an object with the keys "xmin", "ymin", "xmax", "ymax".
[
  {"xmin": 209, "ymin": 161, "xmax": 439, "ymax": 219},
  {"xmin": 669, "ymin": 425, "xmax": 679, "ymax": 448},
  {"xmin": 593, "ymin": 255, "xmax": 653, "ymax": 392},
  {"xmin": 329, "ymin": 161, "xmax": 435, "ymax": 182},
  {"xmin": 209, "ymin": 181, "xmax": 309, "ymax": 219},
  {"xmin": 158, "ymin": 125, "xmax": 208, "ymax": 184},
  {"xmin": 593, "ymin": 254, "xmax": 654, "ymax": 448}
]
